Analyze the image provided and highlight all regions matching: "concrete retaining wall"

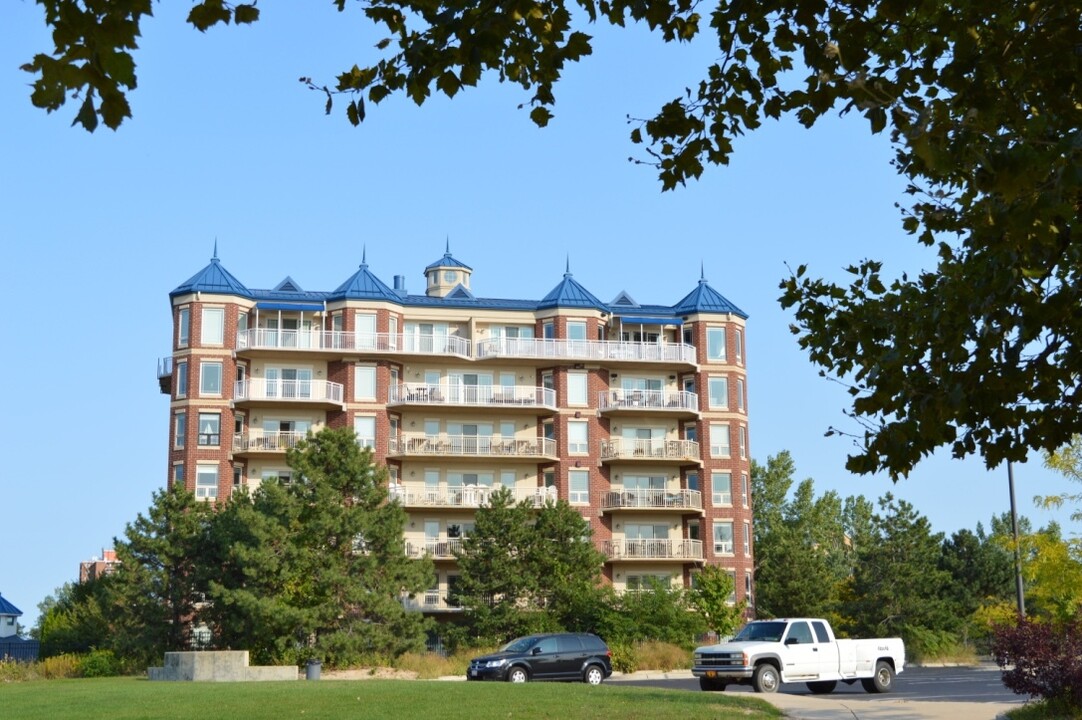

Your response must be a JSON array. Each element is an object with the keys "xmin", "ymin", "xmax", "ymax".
[{"xmin": 149, "ymin": 651, "xmax": 298, "ymax": 682}]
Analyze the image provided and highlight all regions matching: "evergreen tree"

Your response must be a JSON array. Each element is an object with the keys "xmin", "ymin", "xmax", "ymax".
[{"xmin": 34, "ymin": 580, "xmax": 113, "ymax": 657}]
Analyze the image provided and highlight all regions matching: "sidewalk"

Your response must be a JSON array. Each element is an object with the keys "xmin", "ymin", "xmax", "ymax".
[{"xmin": 608, "ymin": 670, "xmax": 1016, "ymax": 720}]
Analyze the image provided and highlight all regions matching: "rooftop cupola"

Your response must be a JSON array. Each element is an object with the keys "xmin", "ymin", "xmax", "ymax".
[{"xmin": 424, "ymin": 238, "xmax": 473, "ymax": 297}]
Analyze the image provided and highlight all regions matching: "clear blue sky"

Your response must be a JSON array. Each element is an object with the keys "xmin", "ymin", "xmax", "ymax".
[{"xmin": 2, "ymin": 3, "xmax": 1073, "ymax": 629}]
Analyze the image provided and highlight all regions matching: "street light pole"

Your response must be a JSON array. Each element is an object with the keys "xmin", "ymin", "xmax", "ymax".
[{"xmin": 1008, "ymin": 461, "xmax": 1026, "ymax": 616}]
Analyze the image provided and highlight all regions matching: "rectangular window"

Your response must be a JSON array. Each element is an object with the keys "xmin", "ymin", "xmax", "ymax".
[
  {"xmin": 178, "ymin": 307, "xmax": 190, "ymax": 347},
  {"xmin": 174, "ymin": 412, "xmax": 186, "ymax": 449},
  {"xmin": 736, "ymin": 378, "xmax": 745, "ymax": 411},
  {"xmin": 176, "ymin": 361, "xmax": 188, "ymax": 399},
  {"xmin": 569, "ymin": 469, "xmax": 589, "ymax": 505},
  {"xmin": 261, "ymin": 469, "xmax": 293, "ymax": 486},
  {"xmin": 713, "ymin": 521, "xmax": 734, "ymax": 555},
  {"xmin": 735, "ymin": 329, "xmax": 744, "ymax": 364},
  {"xmin": 543, "ymin": 321, "xmax": 555, "ymax": 339},
  {"xmin": 743, "ymin": 522, "xmax": 751, "ymax": 556},
  {"xmin": 542, "ymin": 372, "xmax": 554, "ymax": 391},
  {"xmin": 567, "ymin": 420, "xmax": 588, "ymax": 454},
  {"xmin": 196, "ymin": 463, "xmax": 219, "ymax": 500},
  {"xmin": 567, "ymin": 371, "xmax": 587, "ymax": 405},
  {"xmin": 708, "ymin": 376, "xmax": 728, "ymax": 409},
  {"xmin": 354, "ymin": 415, "xmax": 376, "ymax": 449},
  {"xmin": 686, "ymin": 471, "xmax": 699, "ymax": 492},
  {"xmin": 198, "ymin": 413, "xmax": 221, "ymax": 446},
  {"xmin": 706, "ymin": 327, "xmax": 727, "ymax": 362},
  {"xmin": 200, "ymin": 361, "xmax": 223, "ymax": 396},
  {"xmin": 354, "ymin": 364, "xmax": 376, "ymax": 401},
  {"xmin": 566, "ymin": 321, "xmax": 587, "ymax": 340},
  {"xmin": 710, "ymin": 422, "xmax": 731, "ymax": 457},
  {"xmin": 173, "ymin": 463, "xmax": 185, "ymax": 488},
  {"xmin": 201, "ymin": 307, "xmax": 225, "ymax": 345},
  {"xmin": 742, "ymin": 473, "xmax": 750, "ymax": 508},
  {"xmin": 712, "ymin": 472, "xmax": 732, "ymax": 506},
  {"xmin": 739, "ymin": 426, "xmax": 747, "ymax": 459}
]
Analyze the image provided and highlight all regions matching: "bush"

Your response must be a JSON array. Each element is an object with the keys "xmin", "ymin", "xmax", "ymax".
[
  {"xmin": 0, "ymin": 658, "xmax": 36, "ymax": 682},
  {"xmin": 903, "ymin": 627, "xmax": 973, "ymax": 663},
  {"xmin": 393, "ymin": 650, "xmax": 476, "ymax": 679},
  {"xmin": 79, "ymin": 649, "xmax": 122, "ymax": 678},
  {"xmin": 991, "ymin": 616, "xmax": 1082, "ymax": 710},
  {"xmin": 37, "ymin": 654, "xmax": 80, "ymax": 679},
  {"xmin": 606, "ymin": 641, "xmax": 689, "ymax": 674}
]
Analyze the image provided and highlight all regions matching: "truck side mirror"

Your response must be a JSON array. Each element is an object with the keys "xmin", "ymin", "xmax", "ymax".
[{"xmin": 785, "ymin": 637, "xmax": 799, "ymax": 645}]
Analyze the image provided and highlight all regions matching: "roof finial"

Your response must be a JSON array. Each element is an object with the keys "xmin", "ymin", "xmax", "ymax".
[
  {"xmin": 361, "ymin": 244, "xmax": 367, "ymax": 267},
  {"xmin": 445, "ymin": 235, "xmax": 451, "ymax": 256},
  {"xmin": 565, "ymin": 254, "xmax": 572, "ymax": 277},
  {"xmin": 699, "ymin": 260, "xmax": 707, "ymax": 284},
  {"xmin": 212, "ymin": 237, "xmax": 219, "ymax": 262}
]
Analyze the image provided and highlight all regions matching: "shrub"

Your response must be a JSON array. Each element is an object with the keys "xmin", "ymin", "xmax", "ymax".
[
  {"xmin": 991, "ymin": 616, "xmax": 1082, "ymax": 710},
  {"xmin": 0, "ymin": 658, "xmax": 36, "ymax": 682},
  {"xmin": 79, "ymin": 649, "xmax": 122, "ymax": 678},
  {"xmin": 393, "ymin": 650, "xmax": 475, "ymax": 679},
  {"xmin": 632, "ymin": 641, "xmax": 690, "ymax": 672},
  {"xmin": 607, "ymin": 642, "xmax": 637, "ymax": 673}
]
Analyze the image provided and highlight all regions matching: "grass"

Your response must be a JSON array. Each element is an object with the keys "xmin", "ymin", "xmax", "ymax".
[
  {"xmin": 1006, "ymin": 701, "xmax": 1082, "ymax": 720},
  {"xmin": 0, "ymin": 677, "xmax": 782, "ymax": 720}
]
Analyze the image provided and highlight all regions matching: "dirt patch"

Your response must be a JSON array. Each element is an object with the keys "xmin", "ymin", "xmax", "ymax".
[{"xmin": 321, "ymin": 667, "xmax": 419, "ymax": 681}]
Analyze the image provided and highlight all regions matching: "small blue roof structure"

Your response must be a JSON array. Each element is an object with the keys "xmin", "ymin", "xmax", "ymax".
[
  {"xmin": 170, "ymin": 244, "xmax": 252, "ymax": 299},
  {"xmin": 425, "ymin": 239, "xmax": 472, "ymax": 271},
  {"xmin": 329, "ymin": 255, "xmax": 400, "ymax": 302},
  {"xmin": 0, "ymin": 593, "xmax": 23, "ymax": 617},
  {"xmin": 672, "ymin": 268, "xmax": 748, "ymax": 318},
  {"xmin": 538, "ymin": 259, "xmax": 608, "ymax": 311}
]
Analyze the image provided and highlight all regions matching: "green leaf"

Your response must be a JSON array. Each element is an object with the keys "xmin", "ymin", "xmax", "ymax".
[
  {"xmin": 529, "ymin": 106, "xmax": 553, "ymax": 127},
  {"xmin": 233, "ymin": 5, "xmax": 260, "ymax": 24},
  {"xmin": 72, "ymin": 94, "xmax": 98, "ymax": 132}
]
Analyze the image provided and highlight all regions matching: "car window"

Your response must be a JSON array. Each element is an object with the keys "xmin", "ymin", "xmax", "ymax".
[
  {"xmin": 534, "ymin": 637, "xmax": 558, "ymax": 654},
  {"xmin": 581, "ymin": 635, "xmax": 606, "ymax": 652},
  {"xmin": 812, "ymin": 621, "xmax": 832, "ymax": 644},
  {"xmin": 557, "ymin": 636, "xmax": 583, "ymax": 653},
  {"xmin": 502, "ymin": 636, "xmax": 538, "ymax": 653},
  {"xmin": 734, "ymin": 621, "xmax": 786, "ymax": 642},
  {"xmin": 785, "ymin": 622, "xmax": 814, "ymax": 645}
]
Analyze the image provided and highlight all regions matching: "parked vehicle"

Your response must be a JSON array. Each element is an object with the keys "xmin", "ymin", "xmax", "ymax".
[
  {"xmin": 692, "ymin": 618, "xmax": 905, "ymax": 694},
  {"xmin": 467, "ymin": 633, "xmax": 613, "ymax": 684}
]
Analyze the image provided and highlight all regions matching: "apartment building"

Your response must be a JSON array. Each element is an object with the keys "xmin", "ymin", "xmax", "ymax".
[{"xmin": 158, "ymin": 246, "xmax": 754, "ymax": 610}]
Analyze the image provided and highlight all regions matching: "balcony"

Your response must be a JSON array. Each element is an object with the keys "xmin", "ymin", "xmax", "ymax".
[
  {"xmin": 232, "ymin": 430, "xmax": 308, "ymax": 455},
  {"xmin": 388, "ymin": 434, "xmax": 557, "ymax": 460},
  {"xmin": 390, "ymin": 484, "xmax": 558, "ymax": 509},
  {"xmin": 233, "ymin": 378, "xmax": 344, "ymax": 408},
  {"xmin": 602, "ymin": 538, "xmax": 704, "ymax": 562},
  {"xmin": 236, "ymin": 329, "xmax": 471, "ymax": 359},
  {"xmin": 157, "ymin": 356, "xmax": 173, "ymax": 394},
  {"xmin": 598, "ymin": 389, "xmax": 699, "ymax": 418},
  {"xmin": 599, "ymin": 438, "xmax": 701, "ymax": 464},
  {"xmin": 401, "ymin": 591, "xmax": 462, "ymax": 613},
  {"xmin": 474, "ymin": 338, "xmax": 697, "ymax": 368},
  {"xmin": 388, "ymin": 383, "xmax": 557, "ymax": 413},
  {"xmin": 599, "ymin": 489, "xmax": 703, "ymax": 513},
  {"xmin": 405, "ymin": 538, "xmax": 463, "ymax": 560}
]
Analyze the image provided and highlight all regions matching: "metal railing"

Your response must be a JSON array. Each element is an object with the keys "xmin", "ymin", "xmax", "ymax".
[
  {"xmin": 474, "ymin": 337, "xmax": 697, "ymax": 363},
  {"xmin": 401, "ymin": 592, "xmax": 461, "ymax": 612},
  {"xmin": 599, "ymin": 438, "xmax": 700, "ymax": 461},
  {"xmin": 236, "ymin": 329, "xmax": 471, "ymax": 358},
  {"xmin": 234, "ymin": 378, "xmax": 344, "ymax": 404},
  {"xmin": 389, "ymin": 485, "xmax": 558, "ymax": 508},
  {"xmin": 405, "ymin": 538, "xmax": 464, "ymax": 559},
  {"xmin": 157, "ymin": 356, "xmax": 173, "ymax": 379},
  {"xmin": 599, "ymin": 489, "xmax": 702, "ymax": 511},
  {"xmin": 602, "ymin": 538, "xmax": 704, "ymax": 560},
  {"xmin": 388, "ymin": 434, "xmax": 557, "ymax": 458},
  {"xmin": 598, "ymin": 389, "xmax": 698, "ymax": 412},
  {"xmin": 232, "ymin": 430, "xmax": 308, "ymax": 452},
  {"xmin": 388, "ymin": 383, "xmax": 556, "ymax": 409}
]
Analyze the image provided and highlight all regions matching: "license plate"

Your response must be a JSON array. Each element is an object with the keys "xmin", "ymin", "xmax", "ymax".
[
  {"xmin": 469, "ymin": 670, "xmax": 477, "ymax": 677},
  {"xmin": 706, "ymin": 671, "xmax": 716, "ymax": 678}
]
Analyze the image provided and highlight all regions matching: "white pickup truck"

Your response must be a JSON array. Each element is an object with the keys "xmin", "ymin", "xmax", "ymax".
[{"xmin": 692, "ymin": 618, "xmax": 905, "ymax": 694}]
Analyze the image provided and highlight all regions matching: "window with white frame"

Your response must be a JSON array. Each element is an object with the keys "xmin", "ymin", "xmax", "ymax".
[
  {"xmin": 566, "ymin": 321, "xmax": 587, "ymax": 340},
  {"xmin": 710, "ymin": 422, "xmax": 731, "ymax": 457},
  {"xmin": 728, "ymin": 571, "xmax": 738, "ymax": 603},
  {"xmin": 499, "ymin": 470, "xmax": 515, "ymax": 488},
  {"xmin": 743, "ymin": 522, "xmax": 751, "ymax": 556},
  {"xmin": 173, "ymin": 463, "xmax": 184, "ymax": 487},
  {"xmin": 739, "ymin": 425, "xmax": 747, "ymax": 459},
  {"xmin": 713, "ymin": 521, "xmax": 734, "ymax": 555},
  {"xmin": 201, "ymin": 307, "xmax": 225, "ymax": 345},
  {"xmin": 176, "ymin": 361, "xmax": 188, "ymax": 398},
  {"xmin": 354, "ymin": 364, "xmax": 376, "ymax": 401},
  {"xmin": 745, "ymin": 573, "xmax": 753, "ymax": 602},
  {"xmin": 712, "ymin": 472, "xmax": 732, "ymax": 506},
  {"xmin": 196, "ymin": 463, "xmax": 219, "ymax": 500},
  {"xmin": 736, "ymin": 378, "xmax": 745, "ymax": 411},
  {"xmin": 261, "ymin": 469, "xmax": 293, "ymax": 486},
  {"xmin": 354, "ymin": 416, "xmax": 376, "ymax": 449},
  {"xmin": 742, "ymin": 473, "xmax": 750, "ymax": 508},
  {"xmin": 569, "ymin": 469, "xmax": 589, "ymax": 505},
  {"xmin": 735, "ymin": 329, "xmax": 744, "ymax": 364},
  {"xmin": 567, "ymin": 371, "xmax": 588, "ymax": 405},
  {"xmin": 424, "ymin": 419, "xmax": 440, "ymax": 439},
  {"xmin": 200, "ymin": 361, "xmax": 223, "ymax": 396},
  {"xmin": 708, "ymin": 376, "xmax": 728, "ymax": 409},
  {"xmin": 174, "ymin": 412, "xmax": 186, "ymax": 449},
  {"xmin": 626, "ymin": 574, "xmax": 671, "ymax": 592},
  {"xmin": 706, "ymin": 327, "xmax": 727, "ymax": 362},
  {"xmin": 178, "ymin": 307, "xmax": 190, "ymax": 347},
  {"xmin": 686, "ymin": 471, "xmax": 699, "ymax": 492},
  {"xmin": 567, "ymin": 420, "xmax": 588, "ymax": 454},
  {"xmin": 198, "ymin": 413, "xmax": 221, "ymax": 446}
]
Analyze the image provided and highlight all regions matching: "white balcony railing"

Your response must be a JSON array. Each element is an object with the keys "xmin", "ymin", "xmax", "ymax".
[
  {"xmin": 475, "ymin": 337, "xmax": 697, "ymax": 364},
  {"xmin": 401, "ymin": 592, "xmax": 461, "ymax": 612},
  {"xmin": 389, "ymin": 484, "xmax": 558, "ymax": 508},
  {"xmin": 599, "ymin": 438, "xmax": 700, "ymax": 461},
  {"xmin": 388, "ymin": 434, "xmax": 557, "ymax": 458},
  {"xmin": 388, "ymin": 383, "xmax": 556, "ymax": 409},
  {"xmin": 405, "ymin": 538, "xmax": 464, "ymax": 559},
  {"xmin": 236, "ymin": 329, "xmax": 471, "ymax": 358},
  {"xmin": 599, "ymin": 489, "xmax": 702, "ymax": 511},
  {"xmin": 233, "ymin": 378, "xmax": 344, "ymax": 405},
  {"xmin": 232, "ymin": 430, "xmax": 308, "ymax": 453},
  {"xmin": 598, "ymin": 389, "xmax": 698, "ymax": 412},
  {"xmin": 603, "ymin": 538, "xmax": 704, "ymax": 561}
]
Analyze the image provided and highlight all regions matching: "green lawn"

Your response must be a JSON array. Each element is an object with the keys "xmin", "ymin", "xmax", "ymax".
[{"xmin": 1, "ymin": 677, "xmax": 782, "ymax": 720}]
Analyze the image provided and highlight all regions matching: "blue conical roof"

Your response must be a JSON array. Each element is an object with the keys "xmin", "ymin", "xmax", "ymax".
[
  {"xmin": 425, "ymin": 238, "xmax": 472, "ymax": 271},
  {"xmin": 170, "ymin": 248, "xmax": 251, "ymax": 298},
  {"xmin": 329, "ymin": 260, "xmax": 399, "ymax": 301},
  {"xmin": 0, "ymin": 593, "xmax": 23, "ymax": 617},
  {"xmin": 538, "ymin": 268, "xmax": 607, "ymax": 311},
  {"xmin": 672, "ymin": 274, "xmax": 748, "ymax": 318}
]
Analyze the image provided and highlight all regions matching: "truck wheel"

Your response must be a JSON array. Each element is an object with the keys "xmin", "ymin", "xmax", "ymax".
[
  {"xmin": 752, "ymin": 664, "xmax": 781, "ymax": 693},
  {"xmin": 699, "ymin": 677, "xmax": 727, "ymax": 691},
  {"xmin": 861, "ymin": 661, "xmax": 894, "ymax": 693},
  {"xmin": 507, "ymin": 667, "xmax": 529, "ymax": 683},
  {"xmin": 806, "ymin": 680, "xmax": 837, "ymax": 694}
]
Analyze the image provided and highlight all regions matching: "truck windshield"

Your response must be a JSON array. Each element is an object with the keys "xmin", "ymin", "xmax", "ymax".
[{"xmin": 733, "ymin": 622, "xmax": 787, "ymax": 642}]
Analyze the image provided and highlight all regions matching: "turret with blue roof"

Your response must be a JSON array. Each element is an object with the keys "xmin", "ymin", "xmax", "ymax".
[
  {"xmin": 170, "ymin": 241, "xmax": 251, "ymax": 299},
  {"xmin": 538, "ymin": 258, "xmax": 608, "ymax": 312},
  {"xmin": 424, "ymin": 238, "xmax": 475, "ymax": 298},
  {"xmin": 672, "ymin": 264, "xmax": 748, "ymax": 318},
  {"xmin": 329, "ymin": 247, "xmax": 400, "ymax": 302},
  {"xmin": 0, "ymin": 592, "xmax": 24, "ymax": 640}
]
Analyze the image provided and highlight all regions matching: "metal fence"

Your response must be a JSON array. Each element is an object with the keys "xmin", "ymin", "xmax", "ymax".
[{"xmin": 0, "ymin": 640, "xmax": 40, "ymax": 662}]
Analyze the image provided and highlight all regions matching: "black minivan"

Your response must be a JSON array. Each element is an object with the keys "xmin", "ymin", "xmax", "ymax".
[{"xmin": 467, "ymin": 633, "xmax": 613, "ymax": 684}]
